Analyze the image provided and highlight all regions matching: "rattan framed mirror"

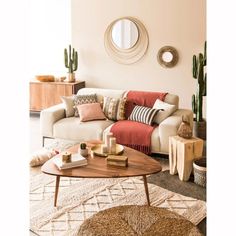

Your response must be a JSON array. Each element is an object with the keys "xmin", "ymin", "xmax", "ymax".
[
  {"xmin": 104, "ymin": 17, "xmax": 149, "ymax": 64},
  {"xmin": 157, "ymin": 46, "xmax": 179, "ymax": 68}
]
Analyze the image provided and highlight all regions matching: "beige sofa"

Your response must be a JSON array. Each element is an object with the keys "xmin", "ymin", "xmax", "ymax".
[{"xmin": 40, "ymin": 88, "xmax": 193, "ymax": 154}]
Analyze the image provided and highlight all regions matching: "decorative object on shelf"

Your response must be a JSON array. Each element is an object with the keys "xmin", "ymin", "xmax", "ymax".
[
  {"xmin": 104, "ymin": 17, "xmax": 149, "ymax": 64},
  {"xmin": 91, "ymin": 143, "xmax": 124, "ymax": 157},
  {"xmin": 61, "ymin": 151, "xmax": 72, "ymax": 163},
  {"xmin": 192, "ymin": 41, "xmax": 207, "ymax": 140},
  {"xmin": 157, "ymin": 46, "xmax": 178, "ymax": 68},
  {"xmin": 177, "ymin": 116, "xmax": 193, "ymax": 139},
  {"xmin": 193, "ymin": 158, "xmax": 206, "ymax": 187},
  {"xmin": 106, "ymin": 155, "xmax": 128, "ymax": 167},
  {"xmin": 64, "ymin": 44, "xmax": 78, "ymax": 82},
  {"xmin": 35, "ymin": 75, "xmax": 55, "ymax": 82},
  {"xmin": 55, "ymin": 76, "xmax": 66, "ymax": 82},
  {"xmin": 79, "ymin": 142, "xmax": 88, "ymax": 157}
]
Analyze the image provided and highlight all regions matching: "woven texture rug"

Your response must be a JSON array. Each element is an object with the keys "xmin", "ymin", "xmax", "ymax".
[{"xmin": 30, "ymin": 173, "xmax": 206, "ymax": 236}]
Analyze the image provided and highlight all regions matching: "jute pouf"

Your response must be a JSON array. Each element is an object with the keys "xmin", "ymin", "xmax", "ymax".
[{"xmin": 78, "ymin": 205, "xmax": 202, "ymax": 236}]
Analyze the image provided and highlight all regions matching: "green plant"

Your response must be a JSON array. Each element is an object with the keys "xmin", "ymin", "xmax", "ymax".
[
  {"xmin": 192, "ymin": 41, "xmax": 207, "ymax": 122},
  {"xmin": 64, "ymin": 45, "xmax": 78, "ymax": 73},
  {"xmin": 80, "ymin": 142, "xmax": 87, "ymax": 150}
]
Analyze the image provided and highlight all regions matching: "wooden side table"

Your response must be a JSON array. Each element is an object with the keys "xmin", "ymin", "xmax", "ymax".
[{"xmin": 169, "ymin": 136, "xmax": 203, "ymax": 181}]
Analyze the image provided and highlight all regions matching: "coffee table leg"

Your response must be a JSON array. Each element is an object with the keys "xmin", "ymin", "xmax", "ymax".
[
  {"xmin": 54, "ymin": 176, "xmax": 60, "ymax": 207},
  {"xmin": 143, "ymin": 175, "xmax": 150, "ymax": 206}
]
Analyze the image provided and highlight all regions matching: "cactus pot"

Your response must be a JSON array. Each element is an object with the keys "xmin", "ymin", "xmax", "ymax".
[
  {"xmin": 67, "ymin": 72, "xmax": 75, "ymax": 83},
  {"xmin": 193, "ymin": 119, "xmax": 206, "ymax": 140},
  {"xmin": 80, "ymin": 148, "xmax": 88, "ymax": 157}
]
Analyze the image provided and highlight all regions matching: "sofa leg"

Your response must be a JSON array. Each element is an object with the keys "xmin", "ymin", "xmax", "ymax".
[
  {"xmin": 42, "ymin": 136, "xmax": 55, "ymax": 147},
  {"xmin": 42, "ymin": 136, "xmax": 45, "ymax": 147}
]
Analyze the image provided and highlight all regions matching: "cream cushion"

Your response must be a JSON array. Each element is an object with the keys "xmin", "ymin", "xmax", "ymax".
[
  {"xmin": 153, "ymin": 99, "xmax": 177, "ymax": 124},
  {"xmin": 53, "ymin": 117, "xmax": 114, "ymax": 141},
  {"xmin": 30, "ymin": 149, "xmax": 57, "ymax": 167},
  {"xmin": 61, "ymin": 95, "xmax": 75, "ymax": 117}
]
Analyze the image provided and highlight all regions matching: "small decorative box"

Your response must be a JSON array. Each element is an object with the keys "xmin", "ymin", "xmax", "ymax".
[
  {"xmin": 106, "ymin": 155, "xmax": 128, "ymax": 167},
  {"xmin": 61, "ymin": 151, "xmax": 72, "ymax": 163}
]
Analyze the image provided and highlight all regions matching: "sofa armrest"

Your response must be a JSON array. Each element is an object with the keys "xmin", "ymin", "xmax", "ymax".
[
  {"xmin": 40, "ymin": 104, "xmax": 66, "ymax": 138},
  {"xmin": 159, "ymin": 109, "xmax": 193, "ymax": 153}
]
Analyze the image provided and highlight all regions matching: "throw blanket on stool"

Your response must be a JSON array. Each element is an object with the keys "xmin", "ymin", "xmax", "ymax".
[{"xmin": 111, "ymin": 91, "xmax": 168, "ymax": 154}]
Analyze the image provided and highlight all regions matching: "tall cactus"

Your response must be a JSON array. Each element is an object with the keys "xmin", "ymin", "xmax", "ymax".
[
  {"xmin": 192, "ymin": 41, "xmax": 207, "ymax": 122},
  {"xmin": 64, "ymin": 45, "xmax": 78, "ymax": 73}
]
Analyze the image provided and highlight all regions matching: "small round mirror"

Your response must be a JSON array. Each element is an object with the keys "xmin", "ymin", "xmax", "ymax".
[
  {"xmin": 111, "ymin": 19, "xmax": 139, "ymax": 49},
  {"xmin": 162, "ymin": 52, "xmax": 173, "ymax": 63},
  {"xmin": 157, "ymin": 46, "xmax": 178, "ymax": 68}
]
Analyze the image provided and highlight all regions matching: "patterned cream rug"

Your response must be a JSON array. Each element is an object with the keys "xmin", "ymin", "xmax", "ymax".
[{"xmin": 30, "ymin": 173, "xmax": 206, "ymax": 236}]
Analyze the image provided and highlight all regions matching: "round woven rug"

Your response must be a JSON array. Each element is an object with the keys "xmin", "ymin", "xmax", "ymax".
[{"xmin": 77, "ymin": 205, "xmax": 203, "ymax": 236}]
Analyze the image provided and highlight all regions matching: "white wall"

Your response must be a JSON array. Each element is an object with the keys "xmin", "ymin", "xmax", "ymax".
[
  {"xmin": 28, "ymin": 0, "xmax": 71, "ymax": 78},
  {"xmin": 71, "ymin": 0, "xmax": 206, "ymax": 111}
]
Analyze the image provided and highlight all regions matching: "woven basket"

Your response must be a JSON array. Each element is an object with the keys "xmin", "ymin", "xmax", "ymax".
[{"xmin": 193, "ymin": 158, "xmax": 206, "ymax": 187}]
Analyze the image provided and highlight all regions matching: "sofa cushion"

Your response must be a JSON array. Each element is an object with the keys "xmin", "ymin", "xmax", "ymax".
[
  {"xmin": 53, "ymin": 117, "xmax": 114, "ymax": 141},
  {"xmin": 152, "ymin": 99, "xmax": 177, "ymax": 124},
  {"xmin": 103, "ymin": 96, "xmax": 126, "ymax": 121},
  {"xmin": 61, "ymin": 95, "xmax": 75, "ymax": 117},
  {"xmin": 128, "ymin": 105, "xmax": 159, "ymax": 125},
  {"xmin": 74, "ymin": 94, "xmax": 97, "ymax": 117},
  {"xmin": 76, "ymin": 103, "xmax": 106, "ymax": 122}
]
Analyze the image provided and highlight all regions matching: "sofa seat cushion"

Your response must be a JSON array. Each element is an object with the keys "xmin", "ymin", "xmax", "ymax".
[{"xmin": 53, "ymin": 117, "xmax": 114, "ymax": 141}]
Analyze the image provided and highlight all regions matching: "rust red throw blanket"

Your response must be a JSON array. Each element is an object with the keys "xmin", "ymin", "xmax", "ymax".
[{"xmin": 111, "ymin": 91, "xmax": 168, "ymax": 154}]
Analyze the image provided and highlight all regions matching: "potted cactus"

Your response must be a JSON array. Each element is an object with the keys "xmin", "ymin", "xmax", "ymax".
[
  {"xmin": 192, "ymin": 41, "xmax": 207, "ymax": 140},
  {"xmin": 64, "ymin": 45, "xmax": 78, "ymax": 82},
  {"xmin": 79, "ymin": 142, "xmax": 88, "ymax": 157}
]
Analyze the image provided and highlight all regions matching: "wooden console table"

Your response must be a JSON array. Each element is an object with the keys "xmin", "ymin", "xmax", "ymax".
[{"xmin": 29, "ymin": 80, "xmax": 85, "ymax": 112}]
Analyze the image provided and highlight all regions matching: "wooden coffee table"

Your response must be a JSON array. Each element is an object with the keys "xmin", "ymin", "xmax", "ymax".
[{"xmin": 41, "ymin": 142, "xmax": 162, "ymax": 207}]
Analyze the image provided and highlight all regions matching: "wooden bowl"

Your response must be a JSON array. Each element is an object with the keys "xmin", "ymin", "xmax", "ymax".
[{"xmin": 35, "ymin": 75, "xmax": 55, "ymax": 82}]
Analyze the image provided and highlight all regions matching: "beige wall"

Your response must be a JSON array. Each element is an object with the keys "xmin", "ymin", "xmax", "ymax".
[{"xmin": 71, "ymin": 0, "xmax": 206, "ymax": 111}]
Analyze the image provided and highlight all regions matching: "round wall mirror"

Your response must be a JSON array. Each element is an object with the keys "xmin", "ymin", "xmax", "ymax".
[
  {"xmin": 111, "ymin": 19, "xmax": 139, "ymax": 49},
  {"xmin": 157, "ymin": 46, "xmax": 179, "ymax": 68},
  {"xmin": 104, "ymin": 17, "xmax": 149, "ymax": 64}
]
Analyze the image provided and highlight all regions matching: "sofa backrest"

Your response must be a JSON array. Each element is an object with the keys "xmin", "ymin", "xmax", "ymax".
[
  {"xmin": 77, "ymin": 88, "xmax": 179, "ymax": 108},
  {"xmin": 77, "ymin": 88, "xmax": 126, "ymax": 103}
]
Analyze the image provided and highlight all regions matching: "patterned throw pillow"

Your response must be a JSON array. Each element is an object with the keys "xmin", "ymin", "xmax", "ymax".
[
  {"xmin": 74, "ymin": 94, "xmax": 97, "ymax": 117},
  {"xmin": 103, "ymin": 96, "xmax": 126, "ymax": 121},
  {"xmin": 128, "ymin": 105, "xmax": 159, "ymax": 125}
]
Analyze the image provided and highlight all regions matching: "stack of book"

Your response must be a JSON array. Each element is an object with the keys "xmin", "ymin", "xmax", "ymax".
[
  {"xmin": 106, "ymin": 155, "xmax": 128, "ymax": 167},
  {"xmin": 53, "ymin": 153, "xmax": 87, "ymax": 170}
]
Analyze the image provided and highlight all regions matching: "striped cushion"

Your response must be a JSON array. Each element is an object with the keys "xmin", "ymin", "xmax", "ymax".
[
  {"xmin": 128, "ymin": 105, "xmax": 159, "ymax": 125},
  {"xmin": 103, "ymin": 97, "xmax": 126, "ymax": 121}
]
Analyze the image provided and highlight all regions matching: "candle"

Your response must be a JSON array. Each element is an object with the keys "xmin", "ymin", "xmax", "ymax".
[
  {"xmin": 109, "ymin": 137, "xmax": 116, "ymax": 154},
  {"xmin": 105, "ymin": 132, "xmax": 113, "ymax": 151},
  {"xmin": 62, "ymin": 151, "xmax": 71, "ymax": 163},
  {"xmin": 101, "ymin": 144, "xmax": 108, "ymax": 154}
]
